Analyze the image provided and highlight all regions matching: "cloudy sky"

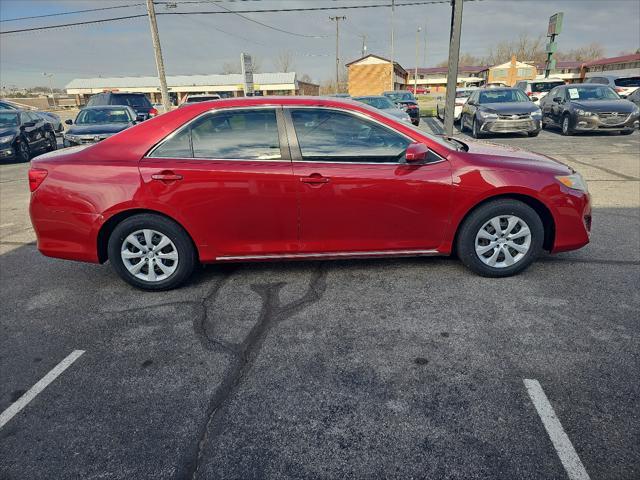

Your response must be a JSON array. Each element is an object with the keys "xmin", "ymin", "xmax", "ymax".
[{"xmin": 1, "ymin": 0, "xmax": 639, "ymax": 88}]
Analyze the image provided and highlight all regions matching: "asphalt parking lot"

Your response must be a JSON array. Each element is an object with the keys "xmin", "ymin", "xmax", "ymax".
[{"xmin": 1, "ymin": 125, "xmax": 639, "ymax": 479}]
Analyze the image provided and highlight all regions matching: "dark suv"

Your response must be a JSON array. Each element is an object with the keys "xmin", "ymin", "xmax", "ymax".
[
  {"xmin": 86, "ymin": 92, "xmax": 157, "ymax": 120},
  {"xmin": 382, "ymin": 91, "xmax": 420, "ymax": 125}
]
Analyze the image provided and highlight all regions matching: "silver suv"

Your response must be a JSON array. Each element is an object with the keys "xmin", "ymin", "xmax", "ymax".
[{"xmin": 514, "ymin": 79, "xmax": 565, "ymax": 105}]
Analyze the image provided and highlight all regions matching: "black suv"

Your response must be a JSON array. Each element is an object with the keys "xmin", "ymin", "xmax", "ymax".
[
  {"xmin": 86, "ymin": 92, "xmax": 157, "ymax": 120},
  {"xmin": 382, "ymin": 90, "xmax": 420, "ymax": 125}
]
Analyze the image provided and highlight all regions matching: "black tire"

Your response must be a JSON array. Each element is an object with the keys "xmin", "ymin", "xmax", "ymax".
[
  {"xmin": 561, "ymin": 114, "xmax": 573, "ymax": 136},
  {"xmin": 16, "ymin": 139, "xmax": 30, "ymax": 162},
  {"xmin": 455, "ymin": 199, "xmax": 544, "ymax": 278},
  {"xmin": 412, "ymin": 118, "xmax": 420, "ymax": 126},
  {"xmin": 620, "ymin": 129, "xmax": 634, "ymax": 135},
  {"xmin": 527, "ymin": 130, "xmax": 540, "ymax": 137},
  {"xmin": 107, "ymin": 213, "xmax": 197, "ymax": 291},
  {"xmin": 471, "ymin": 116, "xmax": 483, "ymax": 139},
  {"xmin": 46, "ymin": 131, "xmax": 57, "ymax": 151},
  {"xmin": 460, "ymin": 114, "xmax": 467, "ymax": 132}
]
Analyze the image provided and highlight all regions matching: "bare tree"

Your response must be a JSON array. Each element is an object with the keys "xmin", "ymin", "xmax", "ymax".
[
  {"xmin": 485, "ymin": 33, "xmax": 546, "ymax": 65},
  {"xmin": 436, "ymin": 53, "xmax": 484, "ymax": 67},
  {"xmin": 275, "ymin": 51, "xmax": 295, "ymax": 73},
  {"xmin": 299, "ymin": 73, "xmax": 314, "ymax": 83},
  {"xmin": 221, "ymin": 55, "xmax": 263, "ymax": 75},
  {"xmin": 556, "ymin": 43, "xmax": 604, "ymax": 62}
]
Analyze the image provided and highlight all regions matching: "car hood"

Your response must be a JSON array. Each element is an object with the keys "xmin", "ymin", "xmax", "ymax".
[
  {"xmin": 459, "ymin": 138, "xmax": 571, "ymax": 174},
  {"xmin": 479, "ymin": 102, "xmax": 539, "ymax": 115},
  {"xmin": 383, "ymin": 108, "xmax": 410, "ymax": 119},
  {"xmin": 571, "ymin": 99, "xmax": 636, "ymax": 113},
  {"xmin": 66, "ymin": 123, "xmax": 130, "ymax": 135},
  {"xmin": 0, "ymin": 127, "xmax": 19, "ymax": 138}
]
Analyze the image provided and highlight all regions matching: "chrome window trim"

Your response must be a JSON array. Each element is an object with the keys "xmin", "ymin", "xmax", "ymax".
[{"xmin": 146, "ymin": 105, "xmax": 287, "ymax": 161}]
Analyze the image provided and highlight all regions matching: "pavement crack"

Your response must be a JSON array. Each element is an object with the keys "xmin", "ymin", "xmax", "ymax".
[{"xmin": 182, "ymin": 264, "xmax": 328, "ymax": 480}]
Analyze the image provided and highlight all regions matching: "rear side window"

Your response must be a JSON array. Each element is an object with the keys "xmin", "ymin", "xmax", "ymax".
[
  {"xmin": 151, "ymin": 109, "xmax": 281, "ymax": 160},
  {"xmin": 86, "ymin": 95, "xmax": 100, "ymax": 106},
  {"xmin": 614, "ymin": 77, "xmax": 640, "ymax": 87},
  {"xmin": 290, "ymin": 108, "xmax": 410, "ymax": 163}
]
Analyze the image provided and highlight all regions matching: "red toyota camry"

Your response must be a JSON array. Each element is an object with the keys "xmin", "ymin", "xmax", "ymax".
[{"xmin": 29, "ymin": 97, "xmax": 591, "ymax": 290}]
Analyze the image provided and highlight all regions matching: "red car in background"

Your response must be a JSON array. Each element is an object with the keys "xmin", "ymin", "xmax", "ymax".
[{"xmin": 29, "ymin": 97, "xmax": 591, "ymax": 290}]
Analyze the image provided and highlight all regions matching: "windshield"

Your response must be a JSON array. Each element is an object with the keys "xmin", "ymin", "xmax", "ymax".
[
  {"xmin": 186, "ymin": 96, "xmax": 219, "ymax": 103},
  {"xmin": 355, "ymin": 96, "xmax": 396, "ymax": 109},
  {"xmin": 566, "ymin": 86, "xmax": 620, "ymax": 100},
  {"xmin": 479, "ymin": 89, "xmax": 530, "ymax": 104},
  {"xmin": 112, "ymin": 94, "xmax": 151, "ymax": 108},
  {"xmin": 614, "ymin": 77, "xmax": 640, "ymax": 87},
  {"xmin": 531, "ymin": 82, "xmax": 564, "ymax": 92},
  {"xmin": 0, "ymin": 112, "xmax": 19, "ymax": 126},
  {"xmin": 385, "ymin": 92, "xmax": 415, "ymax": 102},
  {"xmin": 76, "ymin": 108, "xmax": 132, "ymax": 124}
]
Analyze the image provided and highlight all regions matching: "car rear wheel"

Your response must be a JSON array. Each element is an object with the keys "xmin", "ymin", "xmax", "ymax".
[
  {"xmin": 561, "ymin": 115, "xmax": 573, "ymax": 136},
  {"xmin": 107, "ymin": 214, "xmax": 197, "ymax": 290},
  {"xmin": 16, "ymin": 140, "xmax": 30, "ymax": 162},
  {"xmin": 456, "ymin": 199, "xmax": 544, "ymax": 277}
]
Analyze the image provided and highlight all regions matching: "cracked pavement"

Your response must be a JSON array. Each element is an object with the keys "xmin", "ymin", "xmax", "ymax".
[{"xmin": 1, "ymin": 128, "xmax": 639, "ymax": 479}]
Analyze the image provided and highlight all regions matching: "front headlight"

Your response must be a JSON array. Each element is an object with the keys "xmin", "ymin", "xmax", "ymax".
[
  {"xmin": 556, "ymin": 173, "xmax": 588, "ymax": 192},
  {"xmin": 64, "ymin": 134, "xmax": 80, "ymax": 142},
  {"xmin": 478, "ymin": 110, "xmax": 497, "ymax": 119},
  {"xmin": 575, "ymin": 109, "xmax": 593, "ymax": 116},
  {"xmin": 531, "ymin": 110, "xmax": 542, "ymax": 119},
  {"xmin": 0, "ymin": 135, "xmax": 15, "ymax": 144}
]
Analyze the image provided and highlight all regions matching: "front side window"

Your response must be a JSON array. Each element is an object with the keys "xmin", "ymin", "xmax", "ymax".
[
  {"xmin": 290, "ymin": 109, "xmax": 410, "ymax": 163},
  {"xmin": 151, "ymin": 109, "xmax": 281, "ymax": 160}
]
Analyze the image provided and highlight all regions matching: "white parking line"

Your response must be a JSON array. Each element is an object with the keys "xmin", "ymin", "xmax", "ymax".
[
  {"xmin": 0, "ymin": 223, "xmax": 15, "ymax": 228},
  {"xmin": 524, "ymin": 379, "xmax": 591, "ymax": 480},
  {"xmin": 0, "ymin": 350, "xmax": 85, "ymax": 429}
]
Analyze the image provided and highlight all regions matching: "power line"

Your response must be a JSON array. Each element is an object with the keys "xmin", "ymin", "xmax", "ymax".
[
  {"xmin": 0, "ymin": 3, "xmax": 144, "ymax": 23},
  {"xmin": 1, "ymin": 1, "xmax": 467, "ymax": 35}
]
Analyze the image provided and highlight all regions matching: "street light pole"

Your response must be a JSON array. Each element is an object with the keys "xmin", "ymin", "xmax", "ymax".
[
  {"xmin": 444, "ymin": 0, "xmax": 464, "ymax": 136},
  {"xmin": 146, "ymin": 0, "xmax": 171, "ymax": 112},
  {"xmin": 330, "ymin": 16, "xmax": 346, "ymax": 93},
  {"xmin": 42, "ymin": 72, "xmax": 56, "ymax": 108},
  {"xmin": 390, "ymin": 0, "xmax": 395, "ymax": 90},
  {"xmin": 414, "ymin": 26, "xmax": 421, "ymax": 95}
]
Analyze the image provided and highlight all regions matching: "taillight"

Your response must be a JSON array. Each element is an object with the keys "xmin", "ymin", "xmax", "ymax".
[
  {"xmin": 29, "ymin": 168, "xmax": 48, "ymax": 192},
  {"xmin": 526, "ymin": 91, "xmax": 533, "ymax": 96},
  {"xmin": 148, "ymin": 108, "xmax": 158, "ymax": 117},
  {"xmin": 615, "ymin": 87, "xmax": 625, "ymax": 93}
]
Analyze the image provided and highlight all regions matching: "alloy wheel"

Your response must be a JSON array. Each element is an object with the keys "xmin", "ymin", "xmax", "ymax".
[
  {"xmin": 18, "ymin": 141, "xmax": 30, "ymax": 162},
  {"xmin": 475, "ymin": 215, "xmax": 531, "ymax": 268},
  {"xmin": 120, "ymin": 229, "xmax": 179, "ymax": 282},
  {"xmin": 562, "ymin": 116, "xmax": 570, "ymax": 135}
]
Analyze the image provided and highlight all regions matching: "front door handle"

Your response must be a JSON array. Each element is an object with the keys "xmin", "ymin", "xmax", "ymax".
[
  {"xmin": 151, "ymin": 171, "xmax": 183, "ymax": 182},
  {"xmin": 300, "ymin": 174, "xmax": 329, "ymax": 185}
]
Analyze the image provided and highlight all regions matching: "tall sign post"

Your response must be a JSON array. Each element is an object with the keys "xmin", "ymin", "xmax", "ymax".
[
  {"xmin": 241, "ymin": 53, "xmax": 254, "ymax": 96},
  {"xmin": 444, "ymin": 0, "xmax": 464, "ymax": 136},
  {"xmin": 545, "ymin": 12, "xmax": 563, "ymax": 78}
]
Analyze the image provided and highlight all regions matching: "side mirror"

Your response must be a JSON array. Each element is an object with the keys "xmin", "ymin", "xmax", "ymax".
[
  {"xmin": 136, "ymin": 115, "xmax": 145, "ymax": 122},
  {"xmin": 65, "ymin": 119, "xmax": 73, "ymax": 125},
  {"xmin": 405, "ymin": 142, "xmax": 429, "ymax": 162},
  {"xmin": 467, "ymin": 100, "xmax": 476, "ymax": 106},
  {"xmin": 22, "ymin": 121, "xmax": 36, "ymax": 128}
]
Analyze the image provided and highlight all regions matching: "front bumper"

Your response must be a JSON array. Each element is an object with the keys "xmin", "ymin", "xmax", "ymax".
[
  {"xmin": 551, "ymin": 188, "xmax": 591, "ymax": 253},
  {"xmin": 481, "ymin": 117, "xmax": 541, "ymax": 134},
  {"xmin": 0, "ymin": 145, "xmax": 15, "ymax": 160},
  {"xmin": 63, "ymin": 134, "xmax": 112, "ymax": 147},
  {"xmin": 573, "ymin": 113, "xmax": 639, "ymax": 131}
]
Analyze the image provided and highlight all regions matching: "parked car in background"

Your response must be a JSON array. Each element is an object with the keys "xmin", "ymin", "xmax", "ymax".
[
  {"xmin": 626, "ymin": 87, "xmax": 640, "ymax": 109},
  {"xmin": 63, "ymin": 106, "xmax": 141, "ymax": 147},
  {"xmin": 461, "ymin": 88, "xmax": 542, "ymax": 138},
  {"xmin": 485, "ymin": 82, "xmax": 509, "ymax": 88},
  {"xmin": 436, "ymin": 87, "xmax": 478, "ymax": 122},
  {"xmin": 353, "ymin": 95, "xmax": 412, "ymax": 123},
  {"xmin": 382, "ymin": 90, "xmax": 420, "ymax": 125},
  {"xmin": 0, "ymin": 109, "xmax": 56, "ymax": 162},
  {"xmin": 181, "ymin": 94, "xmax": 221, "ymax": 105},
  {"xmin": 0, "ymin": 100, "xmax": 64, "ymax": 135},
  {"xmin": 514, "ymin": 79, "xmax": 565, "ymax": 104},
  {"xmin": 29, "ymin": 96, "xmax": 591, "ymax": 290},
  {"xmin": 585, "ymin": 75, "xmax": 640, "ymax": 98},
  {"xmin": 86, "ymin": 92, "xmax": 157, "ymax": 120},
  {"xmin": 539, "ymin": 83, "xmax": 639, "ymax": 135}
]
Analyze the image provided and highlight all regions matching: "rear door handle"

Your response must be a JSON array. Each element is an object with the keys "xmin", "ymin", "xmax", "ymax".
[
  {"xmin": 151, "ymin": 171, "xmax": 183, "ymax": 182},
  {"xmin": 300, "ymin": 174, "xmax": 329, "ymax": 185}
]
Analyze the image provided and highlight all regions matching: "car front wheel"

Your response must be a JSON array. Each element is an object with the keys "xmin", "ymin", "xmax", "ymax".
[
  {"xmin": 16, "ymin": 139, "xmax": 30, "ymax": 162},
  {"xmin": 47, "ymin": 131, "xmax": 57, "ymax": 151},
  {"xmin": 471, "ymin": 117, "xmax": 483, "ymax": 138},
  {"xmin": 107, "ymin": 213, "xmax": 197, "ymax": 290},
  {"xmin": 561, "ymin": 115, "xmax": 573, "ymax": 136},
  {"xmin": 456, "ymin": 199, "xmax": 544, "ymax": 277}
]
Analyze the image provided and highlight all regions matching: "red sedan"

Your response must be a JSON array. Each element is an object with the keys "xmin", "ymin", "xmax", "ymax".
[{"xmin": 29, "ymin": 97, "xmax": 591, "ymax": 290}]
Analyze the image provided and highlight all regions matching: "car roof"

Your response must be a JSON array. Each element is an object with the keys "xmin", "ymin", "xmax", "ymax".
[
  {"xmin": 81, "ymin": 105, "xmax": 134, "ymax": 110},
  {"xmin": 0, "ymin": 109, "xmax": 20, "ymax": 113},
  {"xmin": 354, "ymin": 95, "xmax": 387, "ymax": 99},
  {"xmin": 521, "ymin": 78, "xmax": 564, "ymax": 83},
  {"xmin": 480, "ymin": 87, "xmax": 519, "ymax": 92}
]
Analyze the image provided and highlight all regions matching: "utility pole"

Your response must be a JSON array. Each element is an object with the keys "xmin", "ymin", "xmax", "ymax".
[
  {"xmin": 423, "ymin": 23, "xmax": 427, "ymax": 67},
  {"xmin": 390, "ymin": 0, "xmax": 395, "ymax": 90},
  {"xmin": 444, "ymin": 0, "xmax": 463, "ymax": 136},
  {"xmin": 146, "ymin": 0, "xmax": 171, "ymax": 112},
  {"xmin": 414, "ymin": 26, "xmax": 421, "ymax": 95},
  {"xmin": 329, "ymin": 16, "xmax": 346, "ymax": 93},
  {"xmin": 42, "ymin": 72, "xmax": 56, "ymax": 108},
  {"xmin": 359, "ymin": 33, "xmax": 367, "ymax": 58}
]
